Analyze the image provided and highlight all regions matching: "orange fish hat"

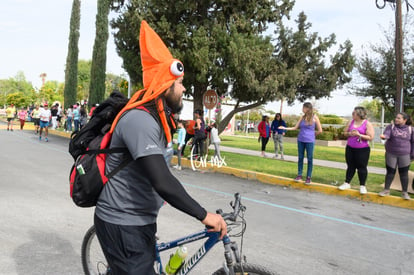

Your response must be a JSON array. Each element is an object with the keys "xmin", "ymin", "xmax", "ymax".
[
  {"xmin": 111, "ymin": 20, "xmax": 184, "ymax": 143},
  {"xmin": 140, "ymin": 20, "xmax": 184, "ymax": 95}
]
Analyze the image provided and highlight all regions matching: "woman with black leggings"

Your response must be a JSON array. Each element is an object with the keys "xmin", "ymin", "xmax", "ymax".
[
  {"xmin": 258, "ymin": 115, "xmax": 270, "ymax": 157},
  {"xmin": 338, "ymin": 107, "xmax": 375, "ymax": 194}
]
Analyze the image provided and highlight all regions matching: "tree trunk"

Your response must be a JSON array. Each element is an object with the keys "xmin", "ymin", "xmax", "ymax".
[
  {"xmin": 192, "ymin": 83, "xmax": 208, "ymax": 113},
  {"xmin": 217, "ymin": 100, "xmax": 265, "ymax": 134}
]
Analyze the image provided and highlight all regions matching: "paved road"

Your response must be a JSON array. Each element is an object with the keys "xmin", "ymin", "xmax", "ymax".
[{"xmin": 1, "ymin": 128, "xmax": 414, "ymax": 274}]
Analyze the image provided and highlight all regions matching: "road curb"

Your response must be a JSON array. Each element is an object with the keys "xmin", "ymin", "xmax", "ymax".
[{"xmin": 172, "ymin": 157, "xmax": 414, "ymax": 211}]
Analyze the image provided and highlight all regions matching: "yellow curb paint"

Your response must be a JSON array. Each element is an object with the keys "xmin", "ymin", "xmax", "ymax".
[{"xmin": 171, "ymin": 156, "xmax": 414, "ymax": 211}]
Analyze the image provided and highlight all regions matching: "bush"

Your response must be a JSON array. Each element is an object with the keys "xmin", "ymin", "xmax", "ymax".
[
  {"xmin": 317, "ymin": 131, "xmax": 334, "ymax": 140},
  {"xmin": 336, "ymin": 126, "xmax": 347, "ymax": 140},
  {"xmin": 319, "ymin": 115, "xmax": 343, "ymax": 124},
  {"xmin": 284, "ymin": 129, "xmax": 299, "ymax": 137}
]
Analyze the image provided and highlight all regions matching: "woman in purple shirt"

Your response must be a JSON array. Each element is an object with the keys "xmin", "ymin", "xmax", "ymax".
[
  {"xmin": 279, "ymin": 102, "xmax": 322, "ymax": 185},
  {"xmin": 378, "ymin": 112, "xmax": 414, "ymax": 200},
  {"xmin": 338, "ymin": 107, "xmax": 374, "ymax": 194}
]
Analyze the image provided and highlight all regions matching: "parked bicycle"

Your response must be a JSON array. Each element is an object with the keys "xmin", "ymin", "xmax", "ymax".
[{"xmin": 81, "ymin": 193, "xmax": 277, "ymax": 275}]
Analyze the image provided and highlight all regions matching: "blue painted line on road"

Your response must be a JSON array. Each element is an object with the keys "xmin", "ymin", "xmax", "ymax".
[{"xmin": 182, "ymin": 182, "xmax": 414, "ymax": 240}]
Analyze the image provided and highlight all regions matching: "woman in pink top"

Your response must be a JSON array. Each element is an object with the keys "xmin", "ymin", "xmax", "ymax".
[
  {"xmin": 17, "ymin": 107, "xmax": 27, "ymax": 130},
  {"xmin": 338, "ymin": 107, "xmax": 374, "ymax": 194}
]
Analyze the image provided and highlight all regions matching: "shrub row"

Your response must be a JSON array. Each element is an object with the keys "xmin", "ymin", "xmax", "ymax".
[{"xmin": 284, "ymin": 126, "xmax": 347, "ymax": 140}]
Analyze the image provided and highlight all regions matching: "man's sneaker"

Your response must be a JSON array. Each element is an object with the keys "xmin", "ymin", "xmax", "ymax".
[
  {"xmin": 39, "ymin": 136, "xmax": 41, "ymax": 141},
  {"xmin": 274, "ymin": 154, "xmax": 278, "ymax": 158},
  {"xmin": 378, "ymin": 189, "xmax": 390, "ymax": 197},
  {"xmin": 338, "ymin": 182, "xmax": 351, "ymax": 191},
  {"xmin": 402, "ymin": 192, "xmax": 410, "ymax": 200},
  {"xmin": 294, "ymin": 175, "xmax": 302, "ymax": 182},
  {"xmin": 45, "ymin": 137, "xmax": 48, "ymax": 142},
  {"xmin": 281, "ymin": 154, "xmax": 284, "ymax": 160},
  {"xmin": 177, "ymin": 166, "xmax": 182, "ymax": 171},
  {"xmin": 305, "ymin": 177, "xmax": 311, "ymax": 185},
  {"xmin": 360, "ymin": 185, "xmax": 367, "ymax": 194}
]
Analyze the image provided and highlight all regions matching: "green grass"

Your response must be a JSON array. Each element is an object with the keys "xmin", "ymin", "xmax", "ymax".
[
  {"xmin": 176, "ymin": 133, "xmax": 411, "ymax": 196},
  {"xmin": 216, "ymin": 151, "xmax": 386, "ymax": 193}
]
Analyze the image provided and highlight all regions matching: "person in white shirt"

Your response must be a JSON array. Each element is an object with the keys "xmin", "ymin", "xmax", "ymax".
[
  {"xmin": 39, "ymin": 103, "xmax": 51, "ymax": 142},
  {"xmin": 210, "ymin": 121, "xmax": 222, "ymax": 160}
]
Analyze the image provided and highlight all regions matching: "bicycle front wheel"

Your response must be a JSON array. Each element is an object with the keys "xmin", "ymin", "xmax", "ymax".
[
  {"xmin": 212, "ymin": 263, "xmax": 278, "ymax": 275},
  {"xmin": 81, "ymin": 225, "xmax": 109, "ymax": 275}
]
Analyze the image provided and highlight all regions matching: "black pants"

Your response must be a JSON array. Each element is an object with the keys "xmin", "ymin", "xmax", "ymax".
[
  {"xmin": 345, "ymin": 146, "xmax": 370, "ymax": 186},
  {"xmin": 94, "ymin": 214, "xmax": 157, "ymax": 275},
  {"xmin": 193, "ymin": 133, "xmax": 205, "ymax": 157},
  {"xmin": 384, "ymin": 165, "xmax": 410, "ymax": 192},
  {"xmin": 181, "ymin": 133, "xmax": 194, "ymax": 156},
  {"xmin": 261, "ymin": 137, "xmax": 269, "ymax": 151}
]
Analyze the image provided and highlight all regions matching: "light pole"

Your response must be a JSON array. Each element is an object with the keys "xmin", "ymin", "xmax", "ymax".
[
  {"xmin": 395, "ymin": 0, "xmax": 403, "ymax": 113},
  {"xmin": 127, "ymin": 74, "xmax": 131, "ymax": 98},
  {"xmin": 375, "ymin": 0, "xmax": 413, "ymax": 114}
]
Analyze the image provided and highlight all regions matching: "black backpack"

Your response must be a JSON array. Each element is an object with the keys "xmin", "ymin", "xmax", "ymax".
[{"xmin": 69, "ymin": 91, "xmax": 133, "ymax": 207}]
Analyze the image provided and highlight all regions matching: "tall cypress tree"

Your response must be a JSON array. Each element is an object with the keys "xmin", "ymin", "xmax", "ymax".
[
  {"xmin": 63, "ymin": 0, "xmax": 81, "ymax": 108},
  {"xmin": 89, "ymin": 0, "xmax": 110, "ymax": 107}
]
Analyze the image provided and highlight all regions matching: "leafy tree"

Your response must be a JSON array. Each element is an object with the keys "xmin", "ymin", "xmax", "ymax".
[
  {"xmin": 111, "ymin": 1, "xmax": 288, "ymax": 131},
  {"xmin": 77, "ymin": 59, "xmax": 92, "ymax": 102},
  {"xmin": 72, "ymin": 59, "xmax": 128, "ymax": 105},
  {"xmin": 89, "ymin": 0, "xmax": 111, "ymax": 107},
  {"xmin": 105, "ymin": 73, "xmax": 128, "ymax": 98},
  {"xmin": 38, "ymin": 81, "xmax": 64, "ymax": 105},
  {"xmin": 0, "ymin": 72, "xmax": 34, "ymax": 106},
  {"xmin": 274, "ymin": 12, "xmax": 355, "ymax": 104},
  {"xmin": 111, "ymin": 1, "xmax": 354, "ymax": 133},
  {"xmin": 360, "ymin": 98, "xmax": 394, "ymax": 123},
  {"xmin": 2, "ymin": 72, "xmax": 34, "ymax": 96},
  {"xmin": 7, "ymin": 92, "xmax": 28, "ymax": 107},
  {"xmin": 355, "ymin": 16, "xmax": 414, "ymax": 115},
  {"xmin": 64, "ymin": 0, "xmax": 81, "ymax": 108}
]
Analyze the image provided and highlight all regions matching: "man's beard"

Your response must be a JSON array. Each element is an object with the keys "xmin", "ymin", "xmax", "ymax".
[{"xmin": 165, "ymin": 92, "xmax": 183, "ymax": 114}]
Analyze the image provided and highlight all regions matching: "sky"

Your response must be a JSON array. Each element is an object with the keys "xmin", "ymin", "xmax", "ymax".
[{"xmin": 0, "ymin": 0, "xmax": 399, "ymax": 116}]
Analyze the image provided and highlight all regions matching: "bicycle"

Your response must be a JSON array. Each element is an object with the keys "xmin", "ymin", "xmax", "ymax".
[{"xmin": 81, "ymin": 193, "xmax": 277, "ymax": 275}]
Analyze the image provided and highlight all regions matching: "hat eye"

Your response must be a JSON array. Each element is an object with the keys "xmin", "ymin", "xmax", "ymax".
[{"xmin": 170, "ymin": 60, "xmax": 184, "ymax": 76}]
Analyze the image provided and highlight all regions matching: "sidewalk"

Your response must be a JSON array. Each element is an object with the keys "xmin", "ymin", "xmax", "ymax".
[{"xmin": 218, "ymin": 145, "xmax": 386, "ymax": 175}]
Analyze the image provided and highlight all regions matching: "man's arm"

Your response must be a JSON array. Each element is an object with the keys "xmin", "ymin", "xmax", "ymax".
[
  {"xmin": 136, "ymin": 154, "xmax": 207, "ymax": 220},
  {"xmin": 136, "ymin": 154, "xmax": 227, "ymax": 238}
]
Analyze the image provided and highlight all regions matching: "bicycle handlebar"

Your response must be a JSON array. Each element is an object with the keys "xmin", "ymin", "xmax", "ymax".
[{"xmin": 216, "ymin": 193, "xmax": 245, "ymax": 222}]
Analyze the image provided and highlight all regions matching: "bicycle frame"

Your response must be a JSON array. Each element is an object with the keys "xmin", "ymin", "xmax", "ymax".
[{"xmin": 155, "ymin": 228, "xmax": 239, "ymax": 275}]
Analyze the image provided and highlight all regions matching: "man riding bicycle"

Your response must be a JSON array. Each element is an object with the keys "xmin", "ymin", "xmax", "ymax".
[{"xmin": 94, "ymin": 20, "xmax": 227, "ymax": 274}]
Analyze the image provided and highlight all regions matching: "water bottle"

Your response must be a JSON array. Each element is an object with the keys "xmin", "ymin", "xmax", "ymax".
[{"xmin": 165, "ymin": 246, "xmax": 188, "ymax": 274}]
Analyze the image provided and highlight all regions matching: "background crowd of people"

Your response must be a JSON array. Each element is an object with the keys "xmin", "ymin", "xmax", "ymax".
[
  {"xmin": 3, "ymin": 100, "xmax": 414, "ymax": 199},
  {"xmin": 3, "ymin": 102, "xmax": 92, "ymax": 137}
]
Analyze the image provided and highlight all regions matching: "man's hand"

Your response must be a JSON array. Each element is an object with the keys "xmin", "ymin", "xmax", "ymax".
[{"xmin": 202, "ymin": 212, "xmax": 227, "ymax": 239}]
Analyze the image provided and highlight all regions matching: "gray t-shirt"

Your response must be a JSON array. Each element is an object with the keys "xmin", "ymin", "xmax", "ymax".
[{"xmin": 95, "ymin": 109, "xmax": 166, "ymax": 226}]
